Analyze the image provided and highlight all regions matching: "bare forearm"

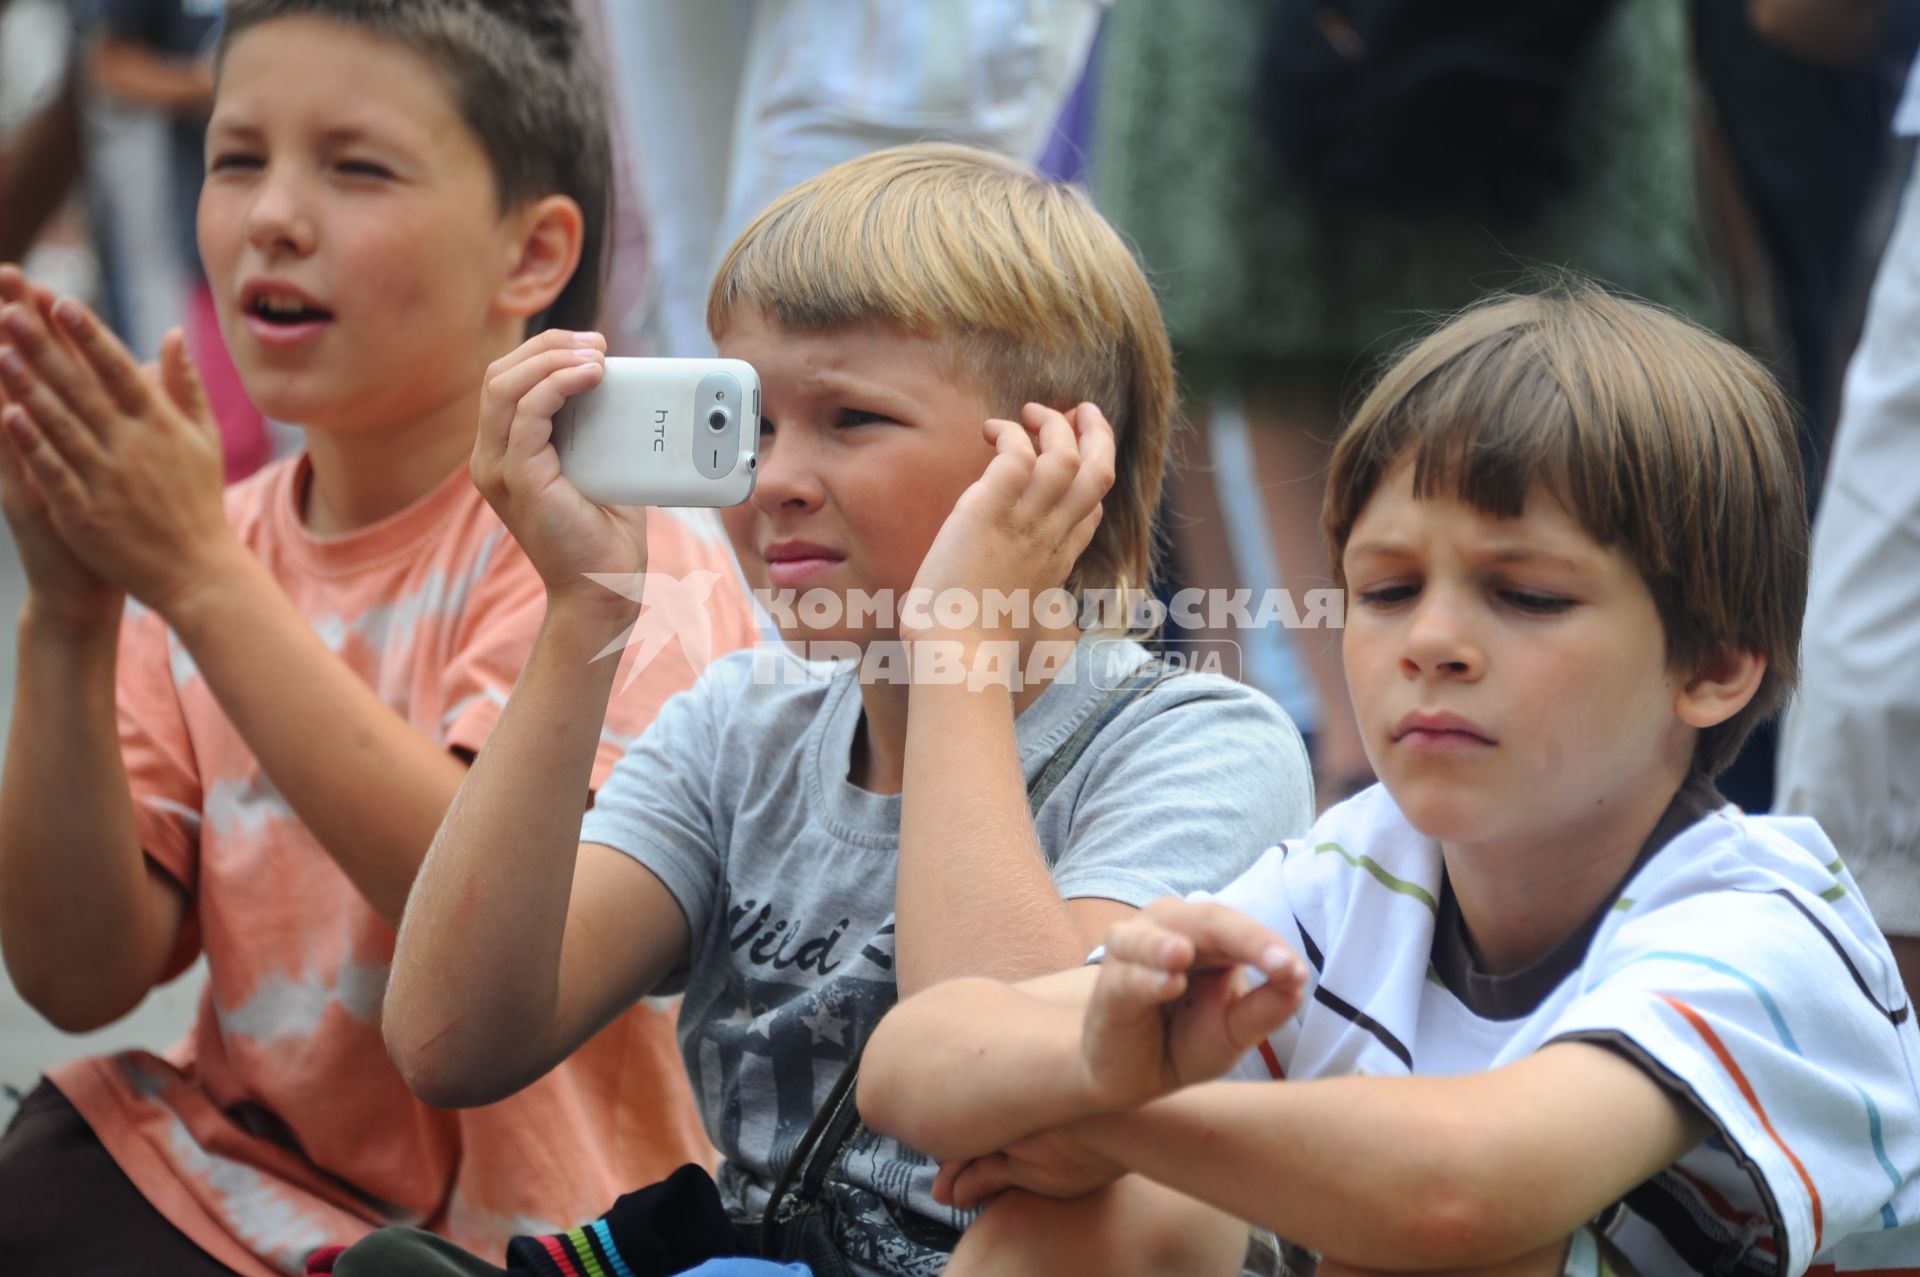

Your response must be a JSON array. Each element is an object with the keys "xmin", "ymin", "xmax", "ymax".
[
  {"xmin": 88, "ymin": 41, "xmax": 213, "ymax": 113},
  {"xmin": 0, "ymin": 74, "xmax": 80, "ymax": 262},
  {"xmin": 163, "ymin": 548, "xmax": 468, "ymax": 926},
  {"xmin": 384, "ymin": 601, "xmax": 630, "ymax": 1101},
  {"xmin": 896, "ymin": 678, "xmax": 1086, "ymax": 994},
  {"xmin": 860, "ymin": 972, "xmax": 1101, "ymax": 1159},
  {"xmin": 1077, "ymin": 1058, "xmax": 1701, "ymax": 1270},
  {"xmin": 0, "ymin": 607, "xmax": 177, "ymax": 1028}
]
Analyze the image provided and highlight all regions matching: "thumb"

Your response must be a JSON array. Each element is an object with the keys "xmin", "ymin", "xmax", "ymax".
[{"xmin": 160, "ymin": 329, "xmax": 214, "ymax": 431}]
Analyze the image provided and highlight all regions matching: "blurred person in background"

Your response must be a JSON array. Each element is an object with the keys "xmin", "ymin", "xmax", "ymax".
[
  {"xmin": 1771, "ymin": 0, "xmax": 1920, "ymax": 1005},
  {"xmin": 81, "ymin": 0, "xmax": 267, "ymax": 480},
  {"xmin": 591, "ymin": 0, "xmax": 1103, "ymax": 359},
  {"xmin": 1093, "ymin": 0, "xmax": 1714, "ymax": 806},
  {"xmin": 0, "ymin": 0, "xmax": 82, "ymax": 265}
]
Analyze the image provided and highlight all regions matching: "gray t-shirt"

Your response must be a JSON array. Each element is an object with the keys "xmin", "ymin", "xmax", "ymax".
[{"xmin": 581, "ymin": 636, "xmax": 1311, "ymax": 1276}]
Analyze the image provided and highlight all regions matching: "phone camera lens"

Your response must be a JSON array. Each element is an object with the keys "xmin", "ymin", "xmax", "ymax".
[{"xmin": 708, "ymin": 408, "xmax": 729, "ymax": 432}]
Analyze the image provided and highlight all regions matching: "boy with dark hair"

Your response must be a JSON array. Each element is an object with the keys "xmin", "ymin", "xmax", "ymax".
[
  {"xmin": 861, "ymin": 286, "xmax": 1920, "ymax": 1276},
  {"xmin": 0, "ymin": 2, "xmax": 753, "ymax": 1271}
]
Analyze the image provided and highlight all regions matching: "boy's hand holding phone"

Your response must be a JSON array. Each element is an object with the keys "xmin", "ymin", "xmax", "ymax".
[
  {"xmin": 0, "ymin": 267, "xmax": 234, "ymax": 622},
  {"xmin": 903, "ymin": 401, "xmax": 1115, "ymax": 649},
  {"xmin": 1083, "ymin": 900, "xmax": 1307, "ymax": 1110},
  {"xmin": 473, "ymin": 329, "xmax": 650, "ymax": 618}
]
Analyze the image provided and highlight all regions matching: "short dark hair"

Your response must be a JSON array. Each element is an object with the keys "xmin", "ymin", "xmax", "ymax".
[
  {"xmin": 1325, "ymin": 284, "xmax": 1808, "ymax": 778},
  {"xmin": 217, "ymin": 0, "xmax": 612, "ymax": 334}
]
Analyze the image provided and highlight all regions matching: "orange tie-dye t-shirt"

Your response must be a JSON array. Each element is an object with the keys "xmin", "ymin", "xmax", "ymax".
[{"xmin": 49, "ymin": 456, "xmax": 760, "ymax": 1276}]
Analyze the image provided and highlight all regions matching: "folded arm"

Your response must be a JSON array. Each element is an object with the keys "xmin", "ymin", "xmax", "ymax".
[{"xmin": 1075, "ymin": 1042, "xmax": 1705, "ymax": 1271}]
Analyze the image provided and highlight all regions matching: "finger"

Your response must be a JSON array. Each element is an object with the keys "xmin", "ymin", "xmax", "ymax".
[
  {"xmin": 23, "ymin": 283, "xmax": 82, "ymax": 362},
  {"xmin": 947, "ymin": 1154, "xmax": 1014, "ymax": 1211},
  {"xmin": 1094, "ymin": 949, "xmax": 1190, "ymax": 1010},
  {"xmin": 1021, "ymin": 402, "xmax": 1081, "ymax": 509},
  {"xmin": 501, "ymin": 361, "xmax": 606, "ymax": 472},
  {"xmin": 159, "ymin": 329, "xmax": 214, "ymax": 433},
  {"xmin": 1102, "ymin": 913, "xmax": 1197, "ymax": 975},
  {"xmin": 0, "ymin": 343, "xmax": 109, "ymax": 474},
  {"xmin": 478, "ymin": 341, "xmax": 603, "ymax": 465},
  {"xmin": 960, "ymin": 416, "xmax": 1038, "ymax": 512},
  {"xmin": 483, "ymin": 329, "xmax": 605, "ymax": 405},
  {"xmin": 1223, "ymin": 977, "xmax": 1308, "ymax": 1052},
  {"xmin": 0, "ymin": 416, "xmax": 39, "ymax": 511},
  {"xmin": 1140, "ymin": 899, "xmax": 1305, "ymax": 984},
  {"xmin": 47, "ymin": 297, "xmax": 153, "ymax": 418},
  {"xmin": 0, "ymin": 265, "xmax": 29, "ymax": 306},
  {"xmin": 1064, "ymin": 402, "xmax": 1118, "ymax": 514},
  {"xmin": 2, "ymin": 404, "xmax": 90, "ymax": 514},
  {"xmin": 1062, "ymin": 501, "xmax": 1103, "ymax": 568},
  {"xmin": 1, "ymin": 302, "xmax": 124, "ymax": 438},
  {"xmin": 932, "ymin": 1160, "xmax": 965, "ymax": 1207}
]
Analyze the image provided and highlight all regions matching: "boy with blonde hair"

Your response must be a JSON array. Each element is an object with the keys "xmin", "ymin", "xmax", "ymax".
[
  {"xmin": 336, "ymin": 144, "xmax": 1311, "ymax": 1277},
  {"xmin": 861, "ymin": 286, "xmax": 1920, "ymax": 1275}
]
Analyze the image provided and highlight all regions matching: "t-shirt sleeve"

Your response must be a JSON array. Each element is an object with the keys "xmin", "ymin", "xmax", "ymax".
[
  {"xmin": 577, "ymin": 659, "xmax": 739, "ymax": 967},
  {"xmin": 1048, "ymin": 679, "xmax": 1313, "ymax": 907},
  {"xmin": 1545, "ymin": 884, "xmax": 1920, "ymax": 1273},
  {"xmin": 437, "ymin": 528, "xmax": 551, "ymax": 761},
  {"xmin": 117, "ymin": 601, "xmax": 202, "ymax": 896}
]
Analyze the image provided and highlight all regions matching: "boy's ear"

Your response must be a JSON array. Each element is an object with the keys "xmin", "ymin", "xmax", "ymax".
[
  {"xmin": 1674, "ymin": 647, "xmax": 1767, "ymax": 730},
  {"xmin": 495, "ymin": 194, "xmax": 585, "ymax": 321}
]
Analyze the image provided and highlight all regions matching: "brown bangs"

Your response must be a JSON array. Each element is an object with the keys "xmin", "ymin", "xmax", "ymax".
[{"xmin": 1324, "ymin": 285, "xmax": 1807, "ymax": 777}]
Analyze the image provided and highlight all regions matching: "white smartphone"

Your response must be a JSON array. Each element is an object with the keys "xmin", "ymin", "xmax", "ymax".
[{"xmin": 553, "ymin": 357, "xmax": 760, "ymax": 507}]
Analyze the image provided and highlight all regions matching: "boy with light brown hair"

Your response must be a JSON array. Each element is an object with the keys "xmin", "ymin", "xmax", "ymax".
[{"xmin": 861, "ymin": 285, "xmax": 1920, "ymax": 1276}]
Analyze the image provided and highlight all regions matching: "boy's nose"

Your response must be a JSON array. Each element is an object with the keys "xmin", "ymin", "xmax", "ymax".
[
  {"xmin": 244, "ymin": 172, "xmax": 318, "ymax": 257},
  {"xmin": 1400, "ymin": 591, "xmax": 1484, "ymax": 680},
  {"xmin": 748, "ymin": 430, "xmax": 825, "ymax": 514}
]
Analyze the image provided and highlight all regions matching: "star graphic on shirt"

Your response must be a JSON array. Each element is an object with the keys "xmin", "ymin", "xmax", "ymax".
[
  {"xmin": 582, "ymin": 570, "xmax": 730, "ymax": 687},
  {"xmin": 799, "ymin": 1005, "xmax": 849, "ymax": 1047}
]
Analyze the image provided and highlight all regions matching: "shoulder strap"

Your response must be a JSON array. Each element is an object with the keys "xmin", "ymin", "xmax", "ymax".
[
  {"xmin": 1027, "ymin": 655, "xmax": 1180, "ymax": 814},
  {"xmin": 759, "ymin": 655, "xmax": 1182, "ymax": 1252}
]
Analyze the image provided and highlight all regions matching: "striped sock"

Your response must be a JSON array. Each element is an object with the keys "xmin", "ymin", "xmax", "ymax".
[{"xmin": 503, "ymin": 1165, "xmax": 737, "ymax": 1277}]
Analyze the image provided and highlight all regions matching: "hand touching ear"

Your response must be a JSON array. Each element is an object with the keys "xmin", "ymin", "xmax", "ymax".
[{"xmin": 902, "ymin": 401, "xmax": 1116, "ymax": 647}]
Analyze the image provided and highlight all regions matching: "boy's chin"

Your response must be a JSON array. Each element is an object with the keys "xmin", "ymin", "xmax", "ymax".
[{"xmin": 1385, "ymin": 777, "xmax": 1499, "ymax": 846}]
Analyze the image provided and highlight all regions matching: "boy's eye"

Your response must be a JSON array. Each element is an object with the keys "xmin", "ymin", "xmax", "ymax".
[
  {"xmin": 1500, "ymin": 589, "xmax": 1573, "ymax": 614},
  {"xmin": 1356, "ymin": 584, "xmax": 1418, "ymax": 608},
  {"xmin": 835, "ymin": 408, "xmax": 891, "ymax": 428},
  {"xmin": 336, "ymin": 160, "xmax": 394, "ymax": 179},
  {"xmin": 209, "ymin": 152, "xmax": 263, "ymax": 173}
]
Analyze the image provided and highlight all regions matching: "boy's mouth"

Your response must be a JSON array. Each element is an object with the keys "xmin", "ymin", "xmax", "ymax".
[
  {"xmin": 249, "ymin": 296, "xmax": 335, "ymax": 325},
  {"xmin": 763, "ymin": 540, "xmax": 844, "ymax": 591},
  {"xmin": 239, "ymin": 281, "xmax": 336, "ymax": 335},
  {"xmin": 1392, "ymin": 710, "xmax": 1495, "ymax": 749}
]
